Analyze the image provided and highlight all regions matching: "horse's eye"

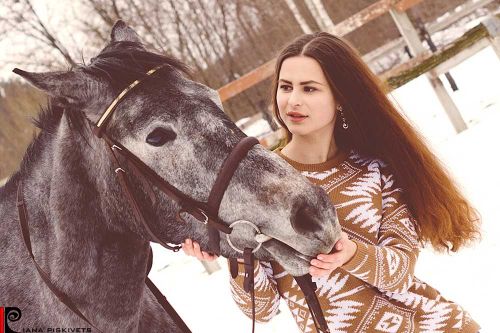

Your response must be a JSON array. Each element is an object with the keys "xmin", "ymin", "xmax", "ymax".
[{"xmin": 146, "ymin": 127, "xmax": 177, "ymax": 146}]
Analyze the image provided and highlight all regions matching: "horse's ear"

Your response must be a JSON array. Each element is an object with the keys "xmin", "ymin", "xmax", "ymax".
[
  {"xmin": 12, "ymin": 68, "xmax": 94, "ymax": 105},
  {"xmin": 111, "ymin": 20, "xmax": 141, "ymax": 43}
]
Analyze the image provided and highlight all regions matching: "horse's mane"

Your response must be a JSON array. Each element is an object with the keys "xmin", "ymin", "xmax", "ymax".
[
  {"xmin": 1, "ymin": 41, "xmax": 190, "ymax": 193},
  {"xmin": 82, "ymin": 41, "xmax": 191, "ymax": 94}
]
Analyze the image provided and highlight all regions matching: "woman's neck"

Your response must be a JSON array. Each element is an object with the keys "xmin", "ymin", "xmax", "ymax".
[{"xmin": 281, "ymin": 133, "xmax": 341, "ymax": 164}]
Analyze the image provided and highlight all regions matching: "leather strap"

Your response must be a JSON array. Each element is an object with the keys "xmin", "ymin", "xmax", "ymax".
[
  {"xmin": 230, "ymin": 259, "xmax": 331, "ymax": 333},
  {"xmin": 103, "ymin": 140, "xmax": 181, "ymax": 251},
  {"xmin": 17, "ymin": 181, "xmax": 103, "ymax": 333},
  {"xmin": 94, "ymin": 64, "xmax": 166, "ymax": 138},
  {"xmin": 145, "ymin": 278, "xmax": 191, "ymax": 333},
  {"xmin": 206, "ymin": 137, "xmax": 259, "ymax": 254},
  {"xmin": 243, "ymin": 248, "xmax": 256, "ymax": 333},
  {"xmin": 92, "ymin": 63, "xmax": 259, "ymax": 255},
  {"xmin": 100, "ymin": 134, "xmax": 234, "ymax": 236},
  {"xmin": 17, "ymin": 181, "xmax": 191, "ymax": 333},
  {"xmin": 243, "ymin": 248, "xmax": 254, "ymax": 293},
  {"xmin": 93, "ymin": 63, "xmax": 258, "ymax": 254},
  {"xmin": 294, "ymin": 274, "xmax": 331, "ymax": 333},
  {"xmin": 146, "ymin": 248, "xmax": 191, "ymax": 332},
  {"xmin": 229, "ymin": 258, "xmax": 239, "ymax": 279},
  {"xmin": 127, "ymin": 158, "xmax": 157, "ymax": 206}
]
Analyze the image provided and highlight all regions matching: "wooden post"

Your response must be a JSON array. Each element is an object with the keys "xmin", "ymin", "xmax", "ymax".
[
  {"xmin": 428, "ymin": 74, "xmax": 467, "ymax": 133},
  {"xmin": 304, "ymin": 0, "xmax": 335, "ymax": 32},
  {"xmin": 489, "ymin": 36, "xmax": 500, "ymax": 60},
  {"xmin": 483, "ymin": 15, "xmax": 500, "ymax": 60},
  {"xmin": 284, "ymin": 0, "xmax": 312, "ymax": 34},
  {"xmin": 389, "ymin": 7, "xmax": 467, "ymax": 133},
  {"xmin": 389, "ymin": 7, "xmax": 426, "ymax": 55}
]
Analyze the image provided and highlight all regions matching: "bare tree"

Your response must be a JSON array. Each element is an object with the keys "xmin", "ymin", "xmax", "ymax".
[
  {"xmin": 0, "ymin": 0, "xmax": 77, "ymax": 70},
  {"xmin": 0, "ymin": 0, "xmax": 307, "ymax": 120}
]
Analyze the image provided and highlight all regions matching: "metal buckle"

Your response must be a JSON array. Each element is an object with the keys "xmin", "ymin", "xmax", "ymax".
[
  {"xmin": 198, "ymin": 210, "xmax": 209, "ymax": 225},
  {"xmin": 226, "ymin": 220, "xmax": 271, "ymax": 254},
  {"xmin": 178, "ymin": 207, "xmax": 209, "ymax": 225}
]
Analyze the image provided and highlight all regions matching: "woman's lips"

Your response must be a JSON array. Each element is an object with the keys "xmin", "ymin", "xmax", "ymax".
[{"xmin": 287, "ymin": 112, "xmax": 308, "ymax": 123}]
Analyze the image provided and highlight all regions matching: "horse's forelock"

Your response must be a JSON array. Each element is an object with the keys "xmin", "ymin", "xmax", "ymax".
[{"xmin": 84, "ymin": 43, "xmax": 191, "ymax": 94}]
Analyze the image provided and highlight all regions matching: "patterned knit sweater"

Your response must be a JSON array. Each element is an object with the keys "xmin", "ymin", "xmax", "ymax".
[{"xmin": 229, "ymin": 149, "xmax": 479, "ymax": 333}]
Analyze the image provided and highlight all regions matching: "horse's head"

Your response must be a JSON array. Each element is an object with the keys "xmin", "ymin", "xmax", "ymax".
[{"xmin": 13, "ymin": 21, "xmax": 341, "ymax": 276}]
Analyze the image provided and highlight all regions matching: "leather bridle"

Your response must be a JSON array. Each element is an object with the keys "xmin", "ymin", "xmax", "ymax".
[
  {"xmin": 93, "ymin": 64, "xmax": 260, "ymax": 255},
  {"xmin": 16, "ymin": 64, "xmax": 330, "ymax": 333}
]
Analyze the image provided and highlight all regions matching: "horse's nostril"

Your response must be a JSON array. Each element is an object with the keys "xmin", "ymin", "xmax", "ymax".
[{"xmin": 291, "ymin": 204, "xmax": 323, "ymax": 234}]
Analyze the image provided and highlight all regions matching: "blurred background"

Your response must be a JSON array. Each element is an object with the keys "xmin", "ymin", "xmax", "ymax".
[{"xmin": 1, "ymin": 0, "xmax": 499, "ymax": 332}]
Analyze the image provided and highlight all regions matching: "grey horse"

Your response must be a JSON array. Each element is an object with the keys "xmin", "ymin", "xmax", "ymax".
[{"xmin": 0, "ymin": 21, "xmax": 341, "ymax": 332}]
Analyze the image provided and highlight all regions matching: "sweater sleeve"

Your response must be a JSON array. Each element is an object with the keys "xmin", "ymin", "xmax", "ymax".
[
  {"xmin": 341, "ymin": 164, "xmax": 420, "ymax": 294},
  {"xmin": 229, "ymin": 260, "xmax": 281, "ymax": 322}
]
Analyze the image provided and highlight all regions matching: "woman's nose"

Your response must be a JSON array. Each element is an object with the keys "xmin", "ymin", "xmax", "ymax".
[{"xmin": 288, "ymin": 90, "xmax": 302, "ymax": 107}]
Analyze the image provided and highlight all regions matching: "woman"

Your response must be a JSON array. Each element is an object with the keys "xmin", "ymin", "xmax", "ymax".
[{"xmin": 183, "ymin": 32, "xmax": 480, "ymax": 332}]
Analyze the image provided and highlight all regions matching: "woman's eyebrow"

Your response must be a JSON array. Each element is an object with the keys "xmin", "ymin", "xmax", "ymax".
[{"xmin": 279, "ymin": 79, "xmax": 324, "ymax": 85}]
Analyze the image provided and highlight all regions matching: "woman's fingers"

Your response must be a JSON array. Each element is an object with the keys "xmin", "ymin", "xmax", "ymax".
[
  {"xmin": 310, "ymin": 249, "xmax": 347, "ymax": 276},
  {"xmin": 310, "ymin": 236, "xmax": 350, "ymax": 276},
  {"xmin": 182, "ymin": 239, "xmax": 194, "ymax": 256},
  {"xmin": 182, "ymin": 239, "xmax": 218, "ymax": 261},
  {"xmin": 317, "ymin": 251, "xmax": 343, "ymax": 264},
  {"xmin": 311, "ymin": 257, "xmax": 340, "ymax": 270},
  {"xmin": 182, "ymin": 239, "xmax": 201, "ymax": 259},
  {"xmin": 309, "ymin": 266, "xmax": 332, "ymax": 277},
  {"xmin": 192, "ymin": 241, "xmax": 203, "ymax": 257}
]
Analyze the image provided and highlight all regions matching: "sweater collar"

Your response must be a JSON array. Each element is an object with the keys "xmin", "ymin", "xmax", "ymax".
[{"xmin": 274, "ymin": 148, "xmax": 350, "ymax": 172}]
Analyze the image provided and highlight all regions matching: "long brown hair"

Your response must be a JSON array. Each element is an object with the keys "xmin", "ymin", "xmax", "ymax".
[{"xmin": 272, "ymin": 32, "xmax": 480, "ymax": 252}]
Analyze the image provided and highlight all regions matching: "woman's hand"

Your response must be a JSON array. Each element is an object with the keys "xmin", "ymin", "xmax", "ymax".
[
  {"xmin": 309, "ymin": 232, "xmax": 357, "ymax": 277},
  {"xmin": 182, "ymin": 239, "xmax": 219, "ymax": 261}
]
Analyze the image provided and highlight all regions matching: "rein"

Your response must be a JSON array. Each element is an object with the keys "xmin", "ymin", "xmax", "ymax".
[{"xmin": 15, "ymin": 63, "xmax": 330, "ymax": 333}]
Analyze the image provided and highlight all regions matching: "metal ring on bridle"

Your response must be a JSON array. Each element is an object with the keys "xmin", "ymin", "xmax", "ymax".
[{"xmin": 226, "ymin": 220, "xmax": 266, "ymax": 254}]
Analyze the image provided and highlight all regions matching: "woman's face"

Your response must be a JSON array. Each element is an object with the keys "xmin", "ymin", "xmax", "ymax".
[{"xmin": 276, "ymin": 56, "xmax": 337, "ymax": 139}]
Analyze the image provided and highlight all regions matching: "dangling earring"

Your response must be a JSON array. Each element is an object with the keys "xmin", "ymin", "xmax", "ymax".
[{"xmin": 337, "ymin": 104, "xmax": 348, "ymax": 129}]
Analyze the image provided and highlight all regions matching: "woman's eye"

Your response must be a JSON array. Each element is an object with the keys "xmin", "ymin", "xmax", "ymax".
[
  {"xmin": 304, "ymin": 86, "xmax": 316, "ymax": 93},
  {"xmin": 146, "ymin": 127, "xmax": 177, "ymax": 146},
  {"xmin": 279, "ymin": 84, "xmax": 292, "ymax": 91}
]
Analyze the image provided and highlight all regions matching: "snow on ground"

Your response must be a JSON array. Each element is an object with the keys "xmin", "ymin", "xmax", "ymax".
[
  {"xmin": 238, "ymin": 118, "xmax": 274, "ymax": 139},
  {"xmin": 149, "ymin": 46, "xmax": 500, "ymax": 332}
]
